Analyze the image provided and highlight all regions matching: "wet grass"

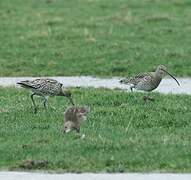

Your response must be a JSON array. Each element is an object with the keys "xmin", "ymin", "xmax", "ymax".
[
  {"xmin": 0, "ymin": 0, "xmax": 191, "ymax": 77},
  {"xmin": 0, "ymin": 87, "xmax": 191, "ymax": 172}
]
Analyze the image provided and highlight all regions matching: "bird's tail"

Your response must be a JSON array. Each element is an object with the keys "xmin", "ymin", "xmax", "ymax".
[{"xmin": 17, "ymin": 81, "xmax": 34, "ymax": 89}]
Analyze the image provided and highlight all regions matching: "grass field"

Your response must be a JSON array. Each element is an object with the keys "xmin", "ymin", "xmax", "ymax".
[
  {"xmin": 0, "ymin": 87, "xmax": 191, "ymax": 172},
  {"xmin": 1, "ymin": 0, "xmax": 191, "ymax": 77}
]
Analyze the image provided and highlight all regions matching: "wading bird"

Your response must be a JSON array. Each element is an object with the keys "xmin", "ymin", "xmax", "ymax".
[
  {"xmin": 120, "ymin": 65, "xmax": 180, "ymax": 101},
  {"xmin": 17, "ymin": 78, "xmax": 74, "ymax": 113}
]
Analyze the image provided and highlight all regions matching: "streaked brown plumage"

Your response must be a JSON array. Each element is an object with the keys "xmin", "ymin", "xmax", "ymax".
[
  {"xmin": 17, "ymin": 78, "xmax": 74, "ymax": 113},
  {"xmin": 120, "ymin": 65, "xmax": 180, "ymax": 100},
  {"xmin": 63, "ymin": 106, "xmax": 90, "ymax": 133}
]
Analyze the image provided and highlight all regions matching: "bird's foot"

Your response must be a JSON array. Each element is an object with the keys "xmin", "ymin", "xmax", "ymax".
[{"xmin": 143, "ymin": 96, "xmax": 155, "ymax": 102}]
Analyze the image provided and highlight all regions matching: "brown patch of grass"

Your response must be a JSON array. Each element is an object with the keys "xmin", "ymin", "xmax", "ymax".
[
  {"xmin": 145, "ymin": 15, "xmax": 172, "ymax": 22},
  {"xmin": 19, "ymin": 160, "xmax": 49, "ymax": 169}
]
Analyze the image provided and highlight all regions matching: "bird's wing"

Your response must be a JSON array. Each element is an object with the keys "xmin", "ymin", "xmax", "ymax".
[
  {"xmin": 120, "ymin": 73, "xmax": 152, "ymax": 86},
  {"xmin": 17, "ymin": 78, "xmax": 62, "ymax": 95},
  {"xmin": 35, "ymin": 79, "xmax": 62, "ymax": 95},
  {"xmin": 42, "ymin": 79, "xmax": 58, "ymax": 84}
]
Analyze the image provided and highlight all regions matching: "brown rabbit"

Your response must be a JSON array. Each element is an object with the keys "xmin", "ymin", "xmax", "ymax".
[{"xmin": 63, "ymin": 106, "xmax": 90, "ymax": 133}]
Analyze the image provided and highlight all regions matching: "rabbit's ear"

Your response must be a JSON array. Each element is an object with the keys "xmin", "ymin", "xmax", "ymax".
[
  {"xmin": 73, "ymin": 108, "xmax": 78, "ymax": 114},
  {"xmin": 78, "ymin": 106, "xmax": 90, "ymax": 114}
]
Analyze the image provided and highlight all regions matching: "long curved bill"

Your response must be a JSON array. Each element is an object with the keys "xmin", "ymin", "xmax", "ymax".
[{"xmin": 162, "ymin": 69, "xmax": 180, "ymax": 86}]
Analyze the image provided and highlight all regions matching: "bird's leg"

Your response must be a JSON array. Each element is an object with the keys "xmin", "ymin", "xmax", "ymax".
[
  {"xmin": 43, "ymin": 97, "xmax": 56, "ymax": 111},
  {"xmin": 130, "ymin": 86, "xmax": 134, "ymax": 92},
  {"xmin": 130, "ymin": 86, "xmax": 138, "ymax": 101},
  {"xmin": 43, "ymin": 96, "xmax": 49, "ymax": 110},
  {"xmin": 31, "ymin": 93, "xmax": 37, "ymax": 113}
]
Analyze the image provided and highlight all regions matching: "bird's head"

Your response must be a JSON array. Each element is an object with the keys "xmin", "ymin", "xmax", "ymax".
[
  {"xmin": 156, "ymin": 65, "xmax": 167, "ymax": 77},
  {"xmin": 155, "ymin": 65, "xmax": 180, "ymax": 86}
]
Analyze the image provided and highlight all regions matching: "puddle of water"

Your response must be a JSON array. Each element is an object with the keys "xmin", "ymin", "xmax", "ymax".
[{"xmin": 0, "ymin": 76, "xmax": 190, "ymax": 95}]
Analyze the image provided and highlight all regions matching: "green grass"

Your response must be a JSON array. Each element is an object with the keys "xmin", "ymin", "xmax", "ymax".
[
  {"xmin": 1, "ymin": 0, "xmax": 191, "ymax": 77},
  {"xmin": 0, "ymin": 87, "xmax": 191, "ymax": 172}
]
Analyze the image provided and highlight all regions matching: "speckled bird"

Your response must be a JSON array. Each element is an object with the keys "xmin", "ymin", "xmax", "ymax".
[
  {"xmin": 120, "ymin": 65, "xmax": 180, "ymax": 100},
  {"xmin": 63, "ymin": 106, "xmax": 90, "ymax": 134},
  {"xmin": 17, "ymin": 78, "xmax": 74, "ymax": 113}
]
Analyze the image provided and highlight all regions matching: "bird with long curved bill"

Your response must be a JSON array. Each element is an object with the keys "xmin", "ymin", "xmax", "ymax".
[
  {"xmin": 120, "ymin": 65, "xmax": 180, "ymax": 101},
  {"xmin": 17, "ymin": 78, "xmax": 74, "ymax": 113}
]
